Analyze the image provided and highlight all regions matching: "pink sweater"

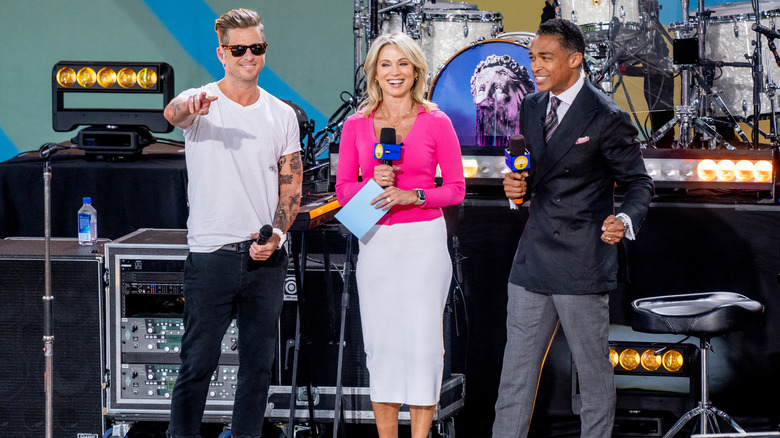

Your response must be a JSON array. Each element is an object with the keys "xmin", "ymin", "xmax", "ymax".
[{"xmin": 335, "ymin": 106, "xmax": 466, "ymax": 225}]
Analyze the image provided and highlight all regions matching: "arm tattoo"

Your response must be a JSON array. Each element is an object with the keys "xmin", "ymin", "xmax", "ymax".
[{"xmin": 273, "ymin": 153, "xmax": 303, "ymax": 232}]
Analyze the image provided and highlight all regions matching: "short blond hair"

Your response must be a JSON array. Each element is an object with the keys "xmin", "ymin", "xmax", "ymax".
[
  {"xmin": 358, "ymin": 33, "xmax": 435, "ymax": 117},
  {"xmin": 215, "ymin": 8, "xmax": 264, "ymax": 45}
]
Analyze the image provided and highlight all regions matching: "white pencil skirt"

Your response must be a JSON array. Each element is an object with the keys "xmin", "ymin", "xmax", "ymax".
[{"xmin": 356, "ymin": 216, "xmax": 452, "ymax": 406}]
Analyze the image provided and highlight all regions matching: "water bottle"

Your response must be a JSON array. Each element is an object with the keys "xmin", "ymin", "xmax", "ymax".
[{"xmin": 78, "ymin": 197, "xmax": 98, "ymax": 245}]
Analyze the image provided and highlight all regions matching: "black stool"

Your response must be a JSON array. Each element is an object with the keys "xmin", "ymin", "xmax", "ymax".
[{"xmin": 631, "ymin": 292, "xmax": 764, "ymax": 437}]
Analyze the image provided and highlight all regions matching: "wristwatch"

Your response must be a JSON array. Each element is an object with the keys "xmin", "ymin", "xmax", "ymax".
[
  {"xmin": 414, "ymin": 189, "xmax": 426, "ymax": 206},
  {"xmin": 617, "ymin": 215, "xmax": 630, "ymax": 234},
  {"xmin": 272, "ymin": 228, "xmax": 287, "ymax": 250}
]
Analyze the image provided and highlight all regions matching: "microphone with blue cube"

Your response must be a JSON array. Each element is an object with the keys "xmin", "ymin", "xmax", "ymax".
[{"xmin": 505, "ymin": 134, "xmax": 530, "ymax": 208}]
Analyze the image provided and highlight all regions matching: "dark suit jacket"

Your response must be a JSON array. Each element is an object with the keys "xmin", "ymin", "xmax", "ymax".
[{"xmin": 509, "ymin": 80, "xmax": 654, "ymax": 294}]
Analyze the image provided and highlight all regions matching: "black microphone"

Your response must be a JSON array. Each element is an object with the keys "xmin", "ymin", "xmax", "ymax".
[
  {"xmin": 255, "ymin": 224, "xmax": 273, "ymax": 245},
  {"xmin": 504, "ymin": 134, "xmax": 531, "ymax": 207},
  {"xmin": 39, "ymin": 142, "xmax": 62, "ymax": 159},
  {"xmin": 752, "ymin": 23, "xmax": 780, "ymax": 40},
  {"xmin": 377, "ymin": 127, "xmax": 401, "ymax": 165}
]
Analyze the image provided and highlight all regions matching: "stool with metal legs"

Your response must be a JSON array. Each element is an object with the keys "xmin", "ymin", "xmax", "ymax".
[{"xmin": 631, "ymin": 292, "xmax": 764, "ymax": 437}]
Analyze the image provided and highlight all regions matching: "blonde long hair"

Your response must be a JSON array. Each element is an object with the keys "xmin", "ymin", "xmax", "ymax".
[{"xmin": 358, "ymin": 33, "xmax": 436, "ymax": 117}]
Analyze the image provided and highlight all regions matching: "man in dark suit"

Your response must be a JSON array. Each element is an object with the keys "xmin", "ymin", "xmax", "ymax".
[{"xmin": 492, "ymin": 18, "xmax": 654, "ymax": 438}]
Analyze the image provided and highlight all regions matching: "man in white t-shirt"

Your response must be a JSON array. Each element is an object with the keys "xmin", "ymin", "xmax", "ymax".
[{"xmin": 163, "ymin": 8, "xmax": 302, "ymax": 438}]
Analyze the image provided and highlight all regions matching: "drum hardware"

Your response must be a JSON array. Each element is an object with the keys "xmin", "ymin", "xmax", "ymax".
[
  {"xmin": 745, "ymin": 26, "xmax": 780, "ymax": 147},
  {"xmin": 649, "ymin": 68, "xmax": 744, "ymax": 150}
]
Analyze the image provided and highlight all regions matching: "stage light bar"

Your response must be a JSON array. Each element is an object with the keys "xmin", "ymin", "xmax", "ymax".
[
  {"xmin": 609, "ymin": 341, "xmax": 695, "ymax": 377},
  {"xmin": 642, "ymin": 148, "xmax": 776, "ymax": 191},
  {"xmin": 52, "ymin": 61, "xmax": 174, "ymax": 133},
  {"xmin": 326, "ymin": 149, "xmax": 508, "ymax": 184}
]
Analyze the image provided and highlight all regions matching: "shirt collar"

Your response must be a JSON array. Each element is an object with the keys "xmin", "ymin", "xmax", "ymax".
[{"xmin": 550, "ymin": 70, "xmax": 585, "ymax": 107}]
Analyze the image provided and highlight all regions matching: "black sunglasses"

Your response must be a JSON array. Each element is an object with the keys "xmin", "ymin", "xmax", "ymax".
[{"xmin": 220, "ymin": 42, "xmax": 268, "ymax": 57}]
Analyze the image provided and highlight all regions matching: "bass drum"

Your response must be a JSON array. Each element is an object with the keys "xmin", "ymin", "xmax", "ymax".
[{"xmin": 428, "ymin": 38, "xmax": 536, "ymax": 147}]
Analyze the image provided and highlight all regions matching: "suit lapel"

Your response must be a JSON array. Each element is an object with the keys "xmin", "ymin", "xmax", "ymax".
[{"xmin": 534, "ymin": 82, "xmax": 599, "ymax": 185}]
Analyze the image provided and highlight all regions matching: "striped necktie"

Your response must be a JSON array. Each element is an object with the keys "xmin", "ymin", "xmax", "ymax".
[{"xmin": 544, "ymin": 96, "xmax": 560, "ymax": 143}]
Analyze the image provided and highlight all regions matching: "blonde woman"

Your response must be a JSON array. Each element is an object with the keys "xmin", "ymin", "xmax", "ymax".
[{"xmin": 336, "ymin": 32, "xmax": 465, "ymax": 438}]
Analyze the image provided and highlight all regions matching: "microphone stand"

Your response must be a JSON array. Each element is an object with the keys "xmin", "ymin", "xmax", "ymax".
[
  {"xmin": 752, "ymin": 0, "xmax": 764, "ymax": 147},
  {"xmin": 763, "ymin": 37, "xmax": 780, "ymax": 146},
  {"xmin": 39, "ymin": 142, "xmax": 61, "ymax": 438}
]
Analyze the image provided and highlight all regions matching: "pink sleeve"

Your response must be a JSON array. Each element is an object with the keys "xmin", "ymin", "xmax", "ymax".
[
  {"xmin": 425, "ymin": 112, "xmax": 465, "ymax": 208},
  {"xmin": 335, "ymin": 116, "xmax": 367, "ymax": 205}
]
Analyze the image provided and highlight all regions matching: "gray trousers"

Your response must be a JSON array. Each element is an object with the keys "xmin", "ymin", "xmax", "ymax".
[{"xmin": 492, "ymin": 283, "xmax": 615, "ymax": 438}]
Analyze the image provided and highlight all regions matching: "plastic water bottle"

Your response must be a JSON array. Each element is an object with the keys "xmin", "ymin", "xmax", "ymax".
[{"xmin": 78, "ymin": 197, "xmax": 98, "ymax": 245}]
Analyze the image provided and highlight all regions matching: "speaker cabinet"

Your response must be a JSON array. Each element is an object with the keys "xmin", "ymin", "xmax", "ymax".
[
  {"xmin": 0, "ymin": 238, "xmax": 105, "ymax": 437},
  {"xmin": 276, "ymin": 268, "xmax": 368, "ymax": 388}
]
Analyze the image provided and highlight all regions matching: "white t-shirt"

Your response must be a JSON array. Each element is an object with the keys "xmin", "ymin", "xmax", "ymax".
[{"xmin": 180, "ymin": 82, "xmax": 300, "ymax": 252}]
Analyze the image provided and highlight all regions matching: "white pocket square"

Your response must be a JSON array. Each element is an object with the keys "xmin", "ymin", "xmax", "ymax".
[{"xmin": 575, "ymin": 136, "xmax": 590, "ymax": 144}]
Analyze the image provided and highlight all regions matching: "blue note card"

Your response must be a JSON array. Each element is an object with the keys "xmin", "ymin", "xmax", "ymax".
[{"xmin": 335, "ymin": 179, "xmax": 388, "ymax": 239}]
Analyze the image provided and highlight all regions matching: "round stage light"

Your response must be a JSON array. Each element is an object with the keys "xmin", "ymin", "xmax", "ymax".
[
  {"xmin": 117, "ymin": 68, "xmax": 137, "ymax": 88},
  {"xmin": 716, "ymin": 160, "xmax": 736, "ymax": 182},
  {"xmin": 697, "ymin": 159, "xmax": 717, "ymax": 182},
  {"xmin": 609, "ymin": 348, "xmax": 619, "ymax": 367},
  {"xmin": 640, "ymin": 349, "xmax": 661, "ymax": 371},
  {"xmin": 478, "ymin": 158, "xmax": 495, "ymax": 178},
  {"xmin": 735, "ymin": 160, "xmax": 755, "ymax": 182},
  {"xmin": 56, "ymin": 67, "xmax": 77, "ymax": 87},
  {"xmin": 97, "ymin": 68, "xmax": 117, "ymax": 88},
  {"xmin": 679, "ymin": 160, "xmax": 697, "ymax": 181},
  {"xmin": 661, "ymin": 160, "xmax": 678, "ymax": 179},
  {"xmin": 662, "ymin": 349, "xmax": 684, "ymax": 372},
  {"xmin": 76, "ymin": 67, "xmax": 97, "ymax": 88},
  {"xmin": 137, "ymin": 68, "xmax": 157, "ymax": 88},
  {"xmin": 618, "ymin": 348, "xmax": 640, "ymax": 370},
  {"xmin": 644, "ymin": 160, "xmax": 659, "ymax": 178},
  {"xmin": 462, "ymin": 158, "xmax": 479, "ymax": 178},
  {"xmin": 754, "ymin": 160, "xmax": 773, "ymax": 183}
]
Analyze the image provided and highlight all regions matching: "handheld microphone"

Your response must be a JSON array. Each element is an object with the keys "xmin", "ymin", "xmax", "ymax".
[
  {"xmin": 255, "ymin": 224, "xmax": 273, "ymax": 245},
  {"xmin": 752, "ymin": 23, "xmax": 780, "ymax": 40},
  {"xmin": 505, "ymin": 134, "xmax": 531, "ymax": 207},
  {"xmin": 376, "ymin": 127, "xmax": 402, "ymax": 165}
]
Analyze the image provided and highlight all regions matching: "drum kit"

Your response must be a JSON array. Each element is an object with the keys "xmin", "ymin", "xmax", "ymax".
[{"xmin": 343, "ymin": 0, "xmax": 780, "ymax": 150}]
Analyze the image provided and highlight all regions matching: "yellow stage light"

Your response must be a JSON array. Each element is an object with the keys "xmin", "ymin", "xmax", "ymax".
[
  {"xmin": 716, "ymin": 159, "xmax": 736, "ymax": 182},
  {"xmin": 463, "ymin": 158, "xmax": 479, "ymax": 178},
  {"xmin": 734, "ymin": 160, "xmax": 755, "ymax": 182},
  {"xmin": 641, "ymin": 349, "xmax": 662, "ymax": 371},
  {"xmin": 697, "ymin": 159, "xmax": 717, "ymax": 182},
  {"xmin": 97, "ymin": 68, "xmax": 117, "ymax": 88},
  {"xmin": 619, "ymin": 348, "xmax": 640, "ymax": 370},
  {"xmin": 117, "ymin": 68, "xmax": 137, "ymax": 88},
  {"xmin": 52, "ymin": 61, "xmax": 174, "ymax": 134},
  {"xmin": 605, "ymin": 342, "xmax": 693, "ymax": 376},
  {"xmin": 138, "ymin": 68, "xmax": 158, "ymax": 88},
  {"xmin": 662, "ymin": 349, "xmax": 684, "ymax": 372},
  {"xmin": 755, "ymin": 160, "xmax": 773, "ymax": 183},
  {"xmin": 56, "ymin": 67, "xmax": 77, "ymax": 87},
  {"xmin": 77, "ymin": 67, "xmax": 97, "ymax": 88}
]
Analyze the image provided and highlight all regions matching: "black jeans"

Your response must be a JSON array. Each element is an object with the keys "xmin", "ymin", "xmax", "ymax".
[{"xmin": 167, "ymin": 246, "xmax": 287, "ymax": 438}]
